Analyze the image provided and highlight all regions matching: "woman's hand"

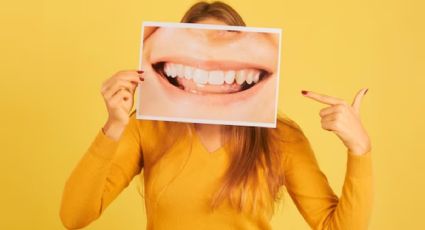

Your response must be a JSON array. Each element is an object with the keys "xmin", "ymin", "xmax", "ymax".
[
  {"xmin": 100, "ymin": 70, "xmax": 144, "ymax": 140},
  {"xmin": 302, "ymin": 88, "xmax": 371, "ymax": 156}
]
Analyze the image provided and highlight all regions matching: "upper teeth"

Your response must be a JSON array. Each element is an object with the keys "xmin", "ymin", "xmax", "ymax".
[{"xmin": 163, "ymin": 63, "xmax": 261, "ymax": 85}]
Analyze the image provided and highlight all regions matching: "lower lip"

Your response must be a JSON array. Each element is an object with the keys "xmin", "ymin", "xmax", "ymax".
[{"xmin": 155, "ymin": 71, "xmax": 269, "ymax": 106}]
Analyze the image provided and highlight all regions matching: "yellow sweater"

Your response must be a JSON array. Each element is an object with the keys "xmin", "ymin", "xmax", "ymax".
[{"xmin": 60, "ymin": 113, "xmax": 373, "ymax": 230}]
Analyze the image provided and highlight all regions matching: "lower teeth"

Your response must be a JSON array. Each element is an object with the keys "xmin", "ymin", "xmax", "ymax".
[{"xmin": 152, "ymin": 62, "xmax": 261, "ymax": 93}]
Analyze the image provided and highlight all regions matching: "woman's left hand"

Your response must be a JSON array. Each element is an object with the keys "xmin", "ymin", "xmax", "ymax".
[{"xmin": 302, "ymin": 88, "xmax": 371, "ymax": 156}]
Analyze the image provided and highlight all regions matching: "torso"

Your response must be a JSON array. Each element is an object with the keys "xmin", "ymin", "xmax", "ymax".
[{"xmin": 193, "ymin": 123, "xmax": 223, "ymax": 153}]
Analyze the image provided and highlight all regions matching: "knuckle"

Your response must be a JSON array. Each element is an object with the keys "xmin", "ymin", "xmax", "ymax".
[
  {"xmin": 100, "ymin": 86, "xmax": 106, "ymax": 94},
  {"xmin": 114, "ymin": 71, "xmax": 126, "ymax": 80},
  {"xmin": 106, "ymin": 100, "xmax": 113, "ymax": 107},
  {"xmin": 335, "ymin": 113, "xmax": 342, "ymax": 119},
  {"xmin": 336, "ymin": 104, "xmax": 345, "ymax": 111},
  {"xmin": 321, "ymin": 123, "xmax": 331, "ymax": 131},
  {"xmin": 100, "ymin": 83, "xmax": 107, "ymax": 92},
  {"xmin": 109, "ymin": 100, "xmax": 118, "ymax": 108},
  {"xmin": 326, "ymin": 124, "xmax": 334, "ymax": 131},
  {"xmin": 112, "ymin": 80, "xmax": 121, "ymax": 88},
  {"xmin": 117, "ymin": 70, "xmax": 133, "ymax": 77},
  {"xmin": 116, "ymin": 70, "xmax": 126, "ymax": 76},
  {"xmin": 333, "ymin": 122, "xmax": 341, "ymax": 129}
]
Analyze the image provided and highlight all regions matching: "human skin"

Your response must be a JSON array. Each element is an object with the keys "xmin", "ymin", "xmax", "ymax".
[
  {"xmin": 101, "ymin": 70, "xmax": 144, "ymax": 140},
  {"xmin": 138, "ymin": 22, "xmax": 280, "ymax": 124},
  {"xmin": 302, "ymin": 89, "xmax": 372, "ymax": 155},
  {"xmin": 101, "ymin": 18, "xmax": 371, "ymax": 156}
]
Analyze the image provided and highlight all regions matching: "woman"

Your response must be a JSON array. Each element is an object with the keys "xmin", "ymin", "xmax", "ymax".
[{"xmin": 60, "ymin": 1, "xmax": 373, "ymax": 230}]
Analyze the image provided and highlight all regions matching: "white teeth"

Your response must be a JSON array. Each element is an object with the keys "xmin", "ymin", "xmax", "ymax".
[
  {"xmin": 224, "ymin": 71, "xmax": 235, "ymax": 84},
  {"xmin": 164, "ymin": 63, "xmax": 171, "ymax": 77},
  {"xmin": 208, "ymin": 71, "xmax": 224, "ymax": 85},
  {"xmin": 163, "ymin": 63, "xmax": 263, "ymax": 86},
  {"xmin": 175, "ymin": 64, "xmax": 184, "ymax": 77},
  {"xmin": 253, "ymin": 71, "xmax": 260, "ymax": 83},
  {"xmin": 193, "ymin": 68, "xmax": 208, "ymax": 85},
  {"xmin": 236, "ymin": 70, "xmax": 247, "ymax": 85},
  {"xmin": 246, "ymin": 71, "xmax": 254, "ymax": 84},
  {"xmin": 170, "ymin": 63, "xmax": 177, "ymax": 78},
  {"xmin": 183, "ymin": 66, "xmax": 194, "ymax": 80}
]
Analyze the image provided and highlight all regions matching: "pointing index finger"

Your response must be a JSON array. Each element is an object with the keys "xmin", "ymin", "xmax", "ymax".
[{"xmin": 302, "ymin": 90, "xmax": 345, "ymax": 105}]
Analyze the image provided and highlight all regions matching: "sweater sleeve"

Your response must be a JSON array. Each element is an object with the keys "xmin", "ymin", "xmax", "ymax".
[
  {"xmin": 60, "ymin": 112, "xmax": 143, "ymax": 229},
  {"xmin": 283, "ymin": 125, "xmax": 373, "ymax": 230}
]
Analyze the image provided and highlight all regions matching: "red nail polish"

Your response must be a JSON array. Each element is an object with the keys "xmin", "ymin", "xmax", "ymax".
[
  {"xmin": 139, "ymin": 76, "xmax": 144, "ymax": 81},
  {"xmin": 363, "ymin": 88, "xmax": 368, "ymax": 95},
  {"xmin": 301, "ymin": 90, "xmax": 308, "ymax": 95},
  {"xmin": 137, "ymin": 70, "xmax": 144, "ymax": 74}
]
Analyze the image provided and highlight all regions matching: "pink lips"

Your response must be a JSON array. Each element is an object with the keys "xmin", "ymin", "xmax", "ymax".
[
  {"xmin": 151, "ymin": 56, "xmax": 273, "ymax": 96},
  {"xmin": 149, "ymin": 70, "xmax": 273, "ymax": 107}
]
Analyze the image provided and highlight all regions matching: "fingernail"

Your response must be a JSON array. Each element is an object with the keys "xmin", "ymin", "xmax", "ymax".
[
  {"xmin": 301, "ymin": 90, "xmax": 308, "ymax": 95},
  {"xmin": 363, "ymin": 88, "xmax": 368, "ymax": 95},
  {"xmin": 137, "ymin": 70, "xmax": 144, "ymax": 74},
  {"xmin": 139, "ymin": 76, "xmax": 144, "ymax": 81}
]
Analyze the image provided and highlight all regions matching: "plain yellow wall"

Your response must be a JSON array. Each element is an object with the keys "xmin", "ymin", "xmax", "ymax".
[{"xmin": 1, "ymin": 0, "xmax": 424, "ymax": 229}]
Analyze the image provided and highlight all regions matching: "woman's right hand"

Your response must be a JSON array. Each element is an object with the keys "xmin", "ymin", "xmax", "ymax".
[{"xmin": 100, "ymin": 70, "xmax": 144, "ymax": 140}]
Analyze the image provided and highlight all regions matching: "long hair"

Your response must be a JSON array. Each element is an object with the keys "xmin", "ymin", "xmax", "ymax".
[{"xmin": 142, "ymin": 1, "xmax": 297, "ymax": 216}]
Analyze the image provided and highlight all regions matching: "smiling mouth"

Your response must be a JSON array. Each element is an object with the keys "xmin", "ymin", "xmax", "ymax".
[{"xmin": 152, "ymin": 62, "xmax": 271, "ymax": 95}]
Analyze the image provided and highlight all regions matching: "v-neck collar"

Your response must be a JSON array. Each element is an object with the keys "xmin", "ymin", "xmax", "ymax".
[{"xmin": 190, "ymin": 125, "xmax": 225, "ymax": 155}]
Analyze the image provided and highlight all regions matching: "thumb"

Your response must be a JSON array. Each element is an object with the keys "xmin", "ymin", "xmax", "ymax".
[{"xmin": 351, "ymin": 88, "xmax": 368, "ymax": 114}]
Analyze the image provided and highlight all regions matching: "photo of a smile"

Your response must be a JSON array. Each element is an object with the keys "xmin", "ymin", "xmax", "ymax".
[
  {"xmin": 137, "ymin": 22, "xmax": 282, "ymax": 127},
  {"xmin": 152, "ymin": 61, "xmax": 272, "ymax": 95}
]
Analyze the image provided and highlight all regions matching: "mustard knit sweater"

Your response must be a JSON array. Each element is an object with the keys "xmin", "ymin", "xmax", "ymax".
[{"xmin": 60, "ymin": 114, "xmax": 373, "ymax": 229}]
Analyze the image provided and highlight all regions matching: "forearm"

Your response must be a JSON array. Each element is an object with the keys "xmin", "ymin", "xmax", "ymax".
[
  {"xmin": 60, "ymin": 130, "xmax": 120, "ymax": 229},
  {"xmin": 321, "ymin": 150, "xmax": 373, "ymax": 230},
  {"xmin": 60, "ymin": 153, "xmax": 113, "ymax": 229}
]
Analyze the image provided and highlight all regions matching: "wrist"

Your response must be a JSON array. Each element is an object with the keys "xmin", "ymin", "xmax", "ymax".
[
  {"xmin": 348, "ymin": 146, "xmax": 371, "ymax": 156},
  {"xmin": 348, "ymin": 138, "xmax": 372, "ymax": 156},
  {"xmin": 102, "ymin": 119, "xmax": 126, "ymax": 141}
]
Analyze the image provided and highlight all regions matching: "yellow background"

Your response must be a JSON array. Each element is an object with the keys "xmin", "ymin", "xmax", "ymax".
[{"xmin": 1, "ymin": 0, "xmax": 424, "ymax": 229}]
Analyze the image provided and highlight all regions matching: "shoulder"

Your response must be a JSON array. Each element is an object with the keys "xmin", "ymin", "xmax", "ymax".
[
  {"xmin": 274, "ymin": 114, "xmax": 316, "ymax": 163},
  {"xmin": 127, "ymin": 110, "xmax": 190, "ymax": 159},
  {"xmin": 128, "ymin": 110, "xmax": 169, "ymax": 136},
  {"xmin": 128, "ymin": 110, "xmax": 190, "ymax": 141},
  {"xmin": 275, "ymin": 114, "xmax": 309, "ymax": 143}
]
